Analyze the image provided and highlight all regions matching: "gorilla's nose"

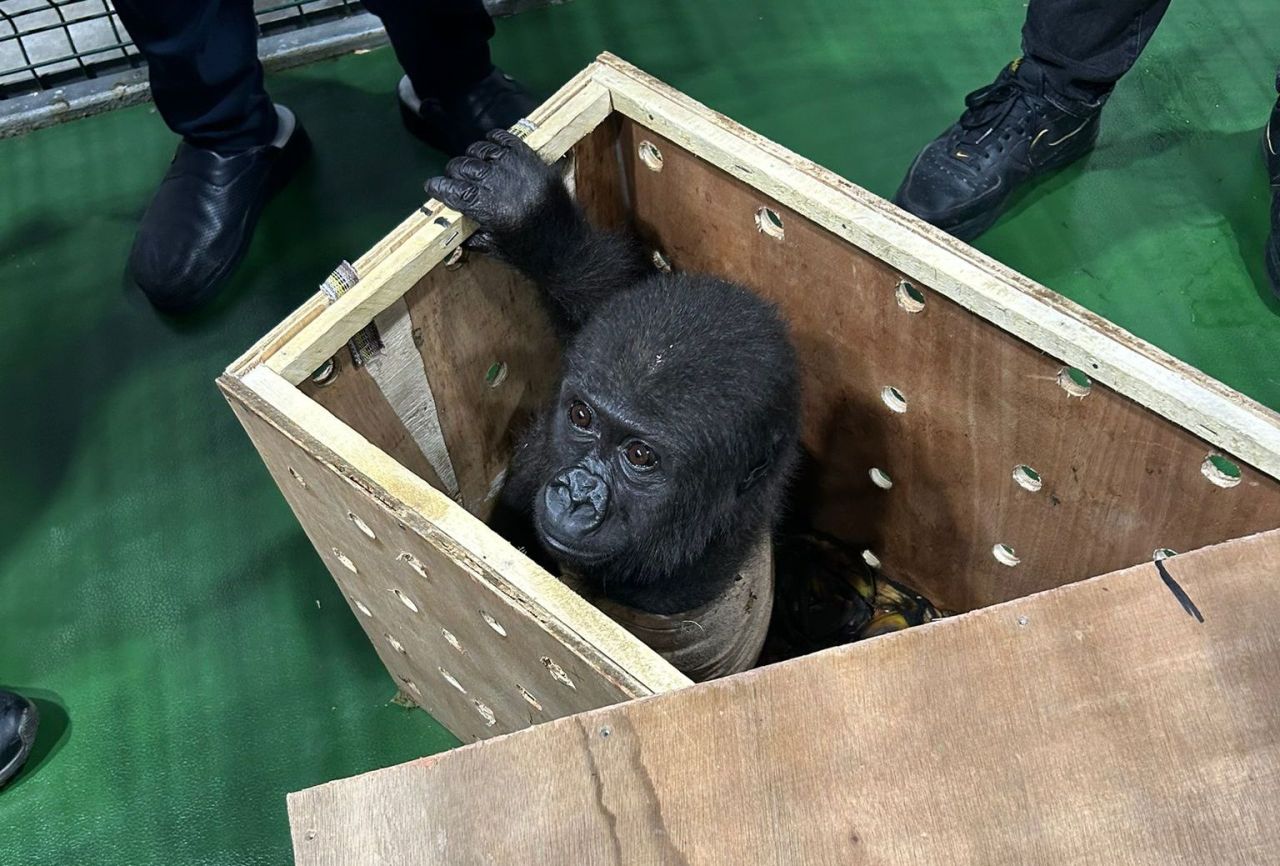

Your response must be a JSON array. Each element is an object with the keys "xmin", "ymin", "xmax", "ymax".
[{"xmin": 545, "ymin": 467, "xmax": 609, "ymax": 534}]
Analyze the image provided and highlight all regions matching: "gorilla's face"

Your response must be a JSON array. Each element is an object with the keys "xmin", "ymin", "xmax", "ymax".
[{"xmin": 532, "ymin": 380, "xmax": 675, "ymax": 569}]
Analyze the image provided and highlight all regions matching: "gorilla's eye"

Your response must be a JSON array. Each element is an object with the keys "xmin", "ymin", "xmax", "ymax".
[
  {"xmin": 624, "ymin": 441, "xmax": 657, "ymax": 468},
  {"xmin": 568, "ymin": 400, "xmax": 593, "ymax": 429}
]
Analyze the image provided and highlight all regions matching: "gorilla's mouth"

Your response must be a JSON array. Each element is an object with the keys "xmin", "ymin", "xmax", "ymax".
[{"xmin": 536, "ymin": 524, "xmax": 614, "ymax": 567}]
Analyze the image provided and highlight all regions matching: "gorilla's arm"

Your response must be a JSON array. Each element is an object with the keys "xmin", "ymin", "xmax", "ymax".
[{"xmin": 425, "ymin": 130, "xmax": 651, "ymax": 333}]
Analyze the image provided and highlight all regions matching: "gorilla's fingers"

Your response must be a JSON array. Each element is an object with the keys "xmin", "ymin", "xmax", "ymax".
[
  {"xmin": 446, "ymin": 156, "xmax": 490, "ymax": 182},
  {"xmin": 466, "ymin": 140, "xmax": 506, "ymax": 161},
  {"xmin": 488, "ymin": 128, "xmax": 529, "ymax": 151},
  {"xmin": 425, "ymin": 176, "xmax": 481, "ymax": 212},
  {"xmin": 463, "ymin": 229, "xmax": 498, "ymax": 254}
]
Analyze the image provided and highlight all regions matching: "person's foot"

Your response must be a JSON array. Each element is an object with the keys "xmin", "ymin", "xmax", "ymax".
[
  {"xmin": 894, "ymin": 59, "xmax": 1103, "ymax": 241},
  {"xmin": 398, "ymin": 66, "xmax": 540, "ymax": 157},
  {"xmin": 128, "ymin": 105, "xmax": 311, "ymax": 314},
  {"xmin": 1265, "ymin": 99, "xmax": 1280, "ymax": 297},
  {"xmin": 0, "ymin": 689, "xmax": 39, "ymax": 788}
]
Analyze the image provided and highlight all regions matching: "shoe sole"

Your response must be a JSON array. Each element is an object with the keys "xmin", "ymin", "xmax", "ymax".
[{"xmin": 399, "ymin": 98, "xmax": 458, "ymax": 156}]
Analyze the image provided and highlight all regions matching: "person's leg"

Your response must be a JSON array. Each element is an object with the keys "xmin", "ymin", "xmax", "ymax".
[
  {"xmin": 893, "ymin": 0, "xmax": 1171, "ymax": 242},
  {"xmin": 112, "ymin": 0, "xmax": 310, "ymax": 313},
  {"xmin": 365, "ymin": 0, "xmax": 540, "ymax": 156}
]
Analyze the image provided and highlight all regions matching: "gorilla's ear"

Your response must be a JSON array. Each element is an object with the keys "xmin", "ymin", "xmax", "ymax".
[{"xmin": 738, "ymin": 431, "xmax": 786, "ymax": 494}]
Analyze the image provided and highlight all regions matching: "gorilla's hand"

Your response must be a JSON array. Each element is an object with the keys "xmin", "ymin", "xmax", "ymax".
[{"xmin": 425, "ymin": 129, "xmax": 575, "ymax": 257}]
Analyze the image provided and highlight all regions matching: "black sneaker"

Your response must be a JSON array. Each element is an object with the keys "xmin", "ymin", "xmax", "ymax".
[
  {"xmin": 0, "ymin": 689, "xmax": 38, "ymax": 788},
  {"xmin": 894, "ymin": 60, "xmax": 1103, "ymax": 241},
  {"xmin": 128, "ymin": 104, "xmax": 311, "ymax": 314},
  {"xmin": 398, "ymin": 66, "xmax": 540, "ymax": 157},
  {"xmin": 1265, "ymin": 99, "xmax": 1280, "ymax": 297}
]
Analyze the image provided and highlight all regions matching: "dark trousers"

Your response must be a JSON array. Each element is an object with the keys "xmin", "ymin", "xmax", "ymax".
[
  {"xmin": 113, "ymin": 0, "xmax": 494, "ymax": 152},
  {"xmin": 1023, "ymin": 0, "xmax": 1279, "ymax": 103}
]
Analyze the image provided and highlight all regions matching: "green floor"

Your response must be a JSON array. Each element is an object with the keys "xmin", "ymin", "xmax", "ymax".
[{"xmin": 2, "ymin": 1, "xmax": 1277, "ymax": 862}]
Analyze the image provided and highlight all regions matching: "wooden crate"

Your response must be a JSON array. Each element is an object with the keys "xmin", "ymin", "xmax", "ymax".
[{"xmin": 218, "ymin": 54, "xmax": 1280, "ymax": 863}]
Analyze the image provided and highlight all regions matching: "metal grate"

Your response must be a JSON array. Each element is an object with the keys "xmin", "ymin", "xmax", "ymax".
[{"xmin": 0, "ymin": 1, "xmax": 364, "ymax": 98}]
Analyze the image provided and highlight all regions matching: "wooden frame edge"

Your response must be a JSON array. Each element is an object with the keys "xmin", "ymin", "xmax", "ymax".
[{"xmin": 591, "ymin": 52, "xmax": 1280, "ymax": 482}]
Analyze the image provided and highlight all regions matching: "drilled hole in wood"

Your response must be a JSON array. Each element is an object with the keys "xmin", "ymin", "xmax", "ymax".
[
  {"xmin": 385, "ymin": 633, "xmax": 406, "ymax": 654},
  {"xmin": 331, "ymin": 548, "xmax": 357, "ymax": 573},
  {"xmin": 881, "ymin": 386, "xmax": 908, "ymax": 413},
  {"xmin": 399, "ymin": 552, "xmax": 429, "ymax": 579},
  {"xmin": 438, "ymin": 667, "xmax": 466, "ymax": 693},
  {"xmin": 348, "ymin": 512, "xmax": 376, "ymax": 539},
  {"xmin": 392, "ymin": 588, "xmax": 419, "ymax": 613},
  {"xmin": 651, "ymin": 249, "xmax": 672, "ymax": 272},
  {"xmin": 473, "ymin": 699, "xmax": 497, "ymax": 727},
  {"xmin": 895, "ymin": 280, "xmax": 925, "ymax": 313},
  {"xmin": 542, "ymin": 657, "xmax": 576, "ymax": 689},
  {"xmin": 485, "ymin": 361, "xmax": 508, "ymax": 388},
  {"xmin": 1153, "ymin": 548, "xmax": 1178, "ymax": 561},
  {"xmin": 310, "ymin": 357, "xmax": 338, "ymax": 386},
  {"xmin": 869, "ymin": 468, "xmax": 893, "ymax": 490},
  {"xmin": 481, "ymin": 611, "xmax": 507, "ymax": 637},
  {"xmin": 1201, "ymin": 454, "xmax": 1242, "ymax": 488},
  {"xmin": 1012, "ymin": 465, "xmax": 1043, "ymax": 492},
  {"xmin": 352, "ymin": 598, "xmax": 372, "ymax": 617},
  {"xmin": 517, "ymin": 684, "xmax": 542, "ymax": 711},
  {"xmin": 755, "ymin": 206, "xmax": 785, "ymax": 240},
  {"xmin": 1057, "ymin": 366, "xmax": 1092, "ymax": 398},
  {"xmin": 288, "ymin": 467, "xmax": 308, "ymax": 488},
  {"xmin": 444, "ymin": 247, "xmax": 466, "ymax": 270},
  {"xmin": 638, "ymin": 140, "xmax": 663, "ymax": 172},
  {"xmin": 993, "ymin": 544, "xmax": 1021, "ymax": 567},
  {"xmin": 861, "ymin": 550, "xmax": 881, "ymax": 569},
  {"xmin": 441, "ymin": 628, "xmax": 464, "ymax": 653}
]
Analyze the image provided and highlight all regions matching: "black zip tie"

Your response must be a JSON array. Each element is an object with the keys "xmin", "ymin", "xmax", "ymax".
[{"xmin": 1155, "ymin": 558, "xmax": 1204, "ymax": 623}]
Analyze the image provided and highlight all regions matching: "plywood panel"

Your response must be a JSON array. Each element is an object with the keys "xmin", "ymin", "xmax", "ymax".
[
  {"xmin": 614, "ymin": 120, "xmax": 1280, "ymax": 611},
  {"xmin": 287, "ymin": 528, "xmax": 1280, "ymax": 866}
]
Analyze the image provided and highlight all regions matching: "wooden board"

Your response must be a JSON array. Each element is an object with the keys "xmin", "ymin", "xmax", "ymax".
[
  {"xmin": 571, "ymin": 117, "xmax": 1280, "ymax": 613},
  {"xmin": 220, "ymin": 368, "xmax": 690, "ymax": 743},
  {"xmin": 287, "ymin": 528, "xmax": 1280, "ymax": 865}
]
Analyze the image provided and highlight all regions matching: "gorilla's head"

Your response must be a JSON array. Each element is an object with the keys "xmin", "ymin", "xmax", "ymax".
[{"xmin": 526, "ymin": 272, "xmax": 800, "ymax": 586}]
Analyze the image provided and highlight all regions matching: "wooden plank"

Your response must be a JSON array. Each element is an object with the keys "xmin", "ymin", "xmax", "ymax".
[
  {"xmin": 265, "ymin": 74, "xmax": 613, "ymax": 386},
  {"xmin": 611, "ymin": 119, "xmax": 1280, "ymax": 612},
  {"xmin": 591, "ymin": 53, "xmax": 1280, "ymax": 483},
  {"xmin": 223, "ymin": 366, "xmax": 690, "ymax": 713},
  {"xmin": 287, "ymin": 528, "xmax": 1280, "ymax": 866}
]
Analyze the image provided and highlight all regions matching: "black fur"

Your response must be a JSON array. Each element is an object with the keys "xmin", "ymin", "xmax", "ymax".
[{"xmin": 427, "ymin": 130, "xmax": 800, "ymax": 614}]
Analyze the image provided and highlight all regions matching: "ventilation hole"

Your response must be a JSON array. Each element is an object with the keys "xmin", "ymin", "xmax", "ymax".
[
  {"xmin": 755, "ymin": 206, "xmax": 785, "ymax": 240},
  {"xmin": 1153, "ymin": 548, "xmax": 1178, "ymax": 561},
  {"xmin": 1057, "ymin": 366, "xmax": 1092, "ymax": 398},
  {"xmin": 352, "ymin": 598, "xmax": 372, "ymax": 617},
  {"xmin": 638, "ymin": 140, "xmax": 664, "ymax": 171},
  {"xmin": 517, "ymin": 685, "xmax": 543, "ymax": 711},
  {"xmin": 993, "ymin": 544, "xmax": 1020, "ymax": 567},
  {"xmin": 441, "ymin": 628, "xmax": 464, "ymax": 653},
  {"xmin": 881, "ymin": 386, "xmax": 908, "ymax": 413},
  {"xmin": 331, "ymin": 549, "xmax": 357, "ymax": 573},
  {"xmin": 398, "ymin": 676, "xmax": 422, "ymax": 698},
  {"xmin": 444, "ymin": 247, "xmax": 466, "ymax": 270},
  {"xmin": 392, "ymin": 588, "xmax": 419, "ymax": 613},
  {"xmin": 288, "ymin": 467, "xmax": 308, "ymax": 488},
  {"xmin": 869, "ymin": 468, "xmax": 893, "ymax": 490},
  {"xmin": 895, "ymin": 280, "xmax": 925, "ymax": 313},
  {"xmin": 310, "ymin": 357, "xmax": 338, "ymax": 386},
  {"xmin": 1012, "ymin": 465, "xmax": 1043, "ymax": 492},
  {"xmin": 542, "ymin": 657, "xmax": 576, "ymax": 689},
  {"xmin": 861, "ymin": 550, "xmax": 881, "ymax": 570},
  {"xmin": 485, "ymin": 361, "xmax": 508, "ymax": 388},
  {"xmin": 1201, "ymin": 454, "xmax": 1242, "ymax": 488},
  {"xmin": 438, "ymin": 667, "xmax": 466, "ymax": 694},
  {"xmin": 651, "ymin": 249, "xmax": 672, "ymax": 272},
  {"xmin": 481, "ymin": 611, "xmax": 507, "ymax": 637},
  {"xmin": 473, "ymin": 699, "xmax": 497, "ymax": 727},
  {"xmin": 348, "ymin": 512, "xmax": 376, "ymax": 539},
  {"xmin": 399, "ymin": 552, "xmax": 429, "ymax": 579},
  {"xmin": 385, "ymin": 633, "xmax": 406, "ymax": 654}
]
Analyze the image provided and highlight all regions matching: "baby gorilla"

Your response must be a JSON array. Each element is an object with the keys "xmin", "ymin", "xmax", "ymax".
[{"xmin": 427, "ymin": 131, "xmax": 799, "ymax": 674}]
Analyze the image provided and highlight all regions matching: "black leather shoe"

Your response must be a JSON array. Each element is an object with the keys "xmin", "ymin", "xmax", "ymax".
[
  {"xmin": 128, "ymin": 105, "xmax": 311, "ymax": 313},
  {"xmin": 1265, "ymin": 100, "xmax": 1280, "ymax": 297},
  {"xmin": 398, "ymin": 66, "xmax": 540, "ymax": 157},
  {"xmin": 894, "ymin": 60, "xmax": 1103, "ymax": 241},
  {"xmin": 0, "ymin": 689, "xmax": 38, "ymax": 788}
]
